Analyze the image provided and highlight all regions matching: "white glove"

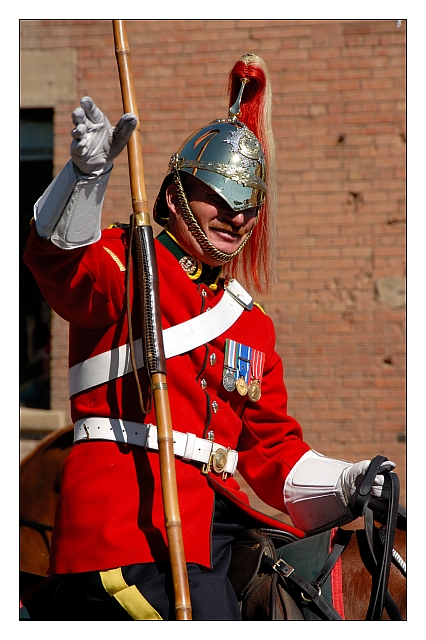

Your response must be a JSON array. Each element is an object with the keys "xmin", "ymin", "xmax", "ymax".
[
  {"xmin": 70, "ymin": 96, "xmax": 137, "ymax": 176},
  {"xmin": 341, "ymin": 459, "xmax": 396, "ymax": 509},
  {"xmin": 283, "ymin": 450, "xmax": 396, "ymax": 534},
  {"xmin": 34, "ymin": 98, "xmax": 137, "ymax": 245}
]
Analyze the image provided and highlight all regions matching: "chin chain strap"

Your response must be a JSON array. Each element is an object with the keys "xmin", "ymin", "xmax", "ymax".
[{"xmin": 171, "ymin": 168, "xmax": 255, "ymax": 264}]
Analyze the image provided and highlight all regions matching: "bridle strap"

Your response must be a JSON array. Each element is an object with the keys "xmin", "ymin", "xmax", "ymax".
[
  {"xmin": 311, "ymin": 528, "xmax": 353, "ymax": 591},
  {"xmin": 261, "ymin": 554, "xmax": 343, "ymax": 620}
]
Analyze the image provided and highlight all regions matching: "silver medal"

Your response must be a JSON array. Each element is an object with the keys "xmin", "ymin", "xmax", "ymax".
[{"xmin": 223, "ymin": 370, "xmax": 236, "ymax": 392}]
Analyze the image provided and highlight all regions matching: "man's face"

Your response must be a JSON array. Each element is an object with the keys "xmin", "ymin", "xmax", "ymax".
[{"xmin": 166, "ymin": 176, "xmax": 258, "ymax": 267}]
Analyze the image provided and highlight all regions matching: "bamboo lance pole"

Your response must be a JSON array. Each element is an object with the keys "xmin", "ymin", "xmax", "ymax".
[{"xmin": 112, "ymin": 19, "xmax": 192, "ymax": 621}]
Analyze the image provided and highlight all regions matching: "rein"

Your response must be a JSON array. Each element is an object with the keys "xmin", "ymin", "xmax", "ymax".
[{"xmin": 352, "ymin": 455, "xmax": 403, "ymax": 620}]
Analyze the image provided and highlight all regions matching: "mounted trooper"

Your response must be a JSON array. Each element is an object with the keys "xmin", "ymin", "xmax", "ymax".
[{"xmin": 23, "ymin": 53, "xmax": 394, "ymax": 620}]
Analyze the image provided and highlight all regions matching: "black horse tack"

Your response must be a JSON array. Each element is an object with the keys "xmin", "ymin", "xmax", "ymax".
[
  {"xmin": 227, "ymin": 527, "xmax": 348, "ymax": 620},
  {"xmin": 227, "ymin": 456, "xmax": 406, "ymax": 620}
]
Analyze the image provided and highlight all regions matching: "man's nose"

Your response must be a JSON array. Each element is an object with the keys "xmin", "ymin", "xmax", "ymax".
[{"xmin": 226, "ymin": 210, "xmax": 246, "ymax": 226}]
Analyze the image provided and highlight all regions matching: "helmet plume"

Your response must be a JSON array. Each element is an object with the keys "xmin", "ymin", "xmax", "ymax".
[{"xmin": 227, "ymin": 53, "xmax": 277, "ymax": 294}]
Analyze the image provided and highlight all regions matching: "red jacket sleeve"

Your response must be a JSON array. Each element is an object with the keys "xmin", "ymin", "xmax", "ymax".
[{"xmin": 23, "ymin": 226, "xmax": 127, "ymax": 329}]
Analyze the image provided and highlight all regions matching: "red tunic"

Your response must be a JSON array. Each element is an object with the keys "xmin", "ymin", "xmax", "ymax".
[{"xmin": 24, "ymin": 225, "xmax": 310, "ymax": 574}]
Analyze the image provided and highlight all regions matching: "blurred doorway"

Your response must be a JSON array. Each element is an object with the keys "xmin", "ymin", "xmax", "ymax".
[{"xmin": 20, "ymin": 109, "xmax": 53, "ymax": 410}]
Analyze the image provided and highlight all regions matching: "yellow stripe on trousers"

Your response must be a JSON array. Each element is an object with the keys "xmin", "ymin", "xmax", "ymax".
[{"xmin": 100, "ymin": 567, "xmax": 162, "ymax": 620}]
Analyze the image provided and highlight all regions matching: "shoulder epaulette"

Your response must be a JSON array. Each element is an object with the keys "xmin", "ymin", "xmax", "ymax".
[{"xmin": 108, "ymin": 222, "xmax": 130, "ymax": 229}]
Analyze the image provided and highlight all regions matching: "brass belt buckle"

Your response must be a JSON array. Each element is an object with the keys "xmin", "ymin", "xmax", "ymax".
[
  {"xmin": 212, "ymin": 447, "xmax": 230, "ymax": 480},
  {"xmin": 202, "ymin": 447, "xmax": 230, "ymax": 480}
]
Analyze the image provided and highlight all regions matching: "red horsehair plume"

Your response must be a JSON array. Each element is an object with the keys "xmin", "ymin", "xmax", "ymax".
[{"xmin": 227, "ymin": 54, "xmax": 277, "ymax": 294}]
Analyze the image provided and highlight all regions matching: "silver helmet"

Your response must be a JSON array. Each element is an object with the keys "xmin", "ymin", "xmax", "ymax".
[
  {"xmin": 153, "ymin": 53, "xmax": 276, "ymax": 289},
  {"xmin": 153, "ymin": 73, "xmax": 267, "ymax": 229}
]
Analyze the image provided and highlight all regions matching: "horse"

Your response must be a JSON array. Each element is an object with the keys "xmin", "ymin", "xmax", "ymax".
[
  {"xmin": 19, "ymin": 426, "xmax": 406, "ymax": 620},
  {"xmin": 20, "ymin": 424, "xmax": 73, "ymax": 579}
]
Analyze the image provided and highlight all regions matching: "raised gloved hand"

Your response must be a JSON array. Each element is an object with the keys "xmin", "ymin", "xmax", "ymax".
[
  {"xmin": 341, "ymin": 458, "xmax": 396, "ymax": 513},
  {"xmin": 70, "ymin": 96, "xmax": 137, "ymax": 177}
]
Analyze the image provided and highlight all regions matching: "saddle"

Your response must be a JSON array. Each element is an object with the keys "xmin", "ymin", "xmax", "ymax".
[
  {"xmin": 228, "ymin": 528, "xmax": 304, "ymax": 620},
  {"xmin": 228, "ymin": 527, "xmax": 348, "ymax": 620}
]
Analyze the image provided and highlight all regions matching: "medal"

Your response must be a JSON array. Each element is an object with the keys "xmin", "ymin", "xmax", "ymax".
[
  {"xmin": 247, "ymin": 349, "xmax": 265, "ymax": 402},
  {"xmin": 248, "ymin": 380, "xmax": 261, "ymax": 402},
  {"xmin": 235, "ymin": 343, "xmax": 252, "ymax": 397},
  {"xmin": 236, "ymin": 377, "xmax": 248, "ymax": 396},
  {"xmin": 223, "ymin": 370, "xmax": 236, "ymax": 392},
  {"xmin": 223, "ymin": 340, "xmax": 265, "ymax": 400},
  {"xmin": 223, "ymin": 339, "xmax": 237, "ymax": 392}
]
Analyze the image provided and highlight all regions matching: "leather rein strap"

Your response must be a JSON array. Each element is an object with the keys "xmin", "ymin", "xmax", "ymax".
[{"xmin": 352, "ymin": 455, "xmax": 402, "ymax": 620}]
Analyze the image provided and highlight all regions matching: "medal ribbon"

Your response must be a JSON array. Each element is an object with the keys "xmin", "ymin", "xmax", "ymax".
[
  {"xmin": 250, "ymin": 348, "xmax": 265, "ymax": 384},
  {"xmin": 224, "ymin": 339, "xmax": 237, "ymax": 374},
  {"xmin": 237, "ymin": 343, "xmax": 252, "ymax": 383}
]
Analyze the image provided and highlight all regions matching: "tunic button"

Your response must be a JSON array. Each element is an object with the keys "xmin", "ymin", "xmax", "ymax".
[
  {"xmin": 209, "ymin": 353, "xmax": 216, "ymax": 366},
  {"xmin": 212, "ymin": 401, "xmax": 219, "ymax": 413},
  {"xmin": 201, "ymin": 379, "xmax": 207, "ymax": 389}
]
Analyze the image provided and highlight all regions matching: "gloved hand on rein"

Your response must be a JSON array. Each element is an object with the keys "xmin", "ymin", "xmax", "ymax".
[
  {"xmin": 341, "ymin": 459, "xmax": 396, "ymax": 513},
  {"xmin": 70, "ymin": 96, "xmax": 137, "ymax": 177},
  {"xmin": 283, "ymin": 450, "xmax": 397, "ymax": 534}
]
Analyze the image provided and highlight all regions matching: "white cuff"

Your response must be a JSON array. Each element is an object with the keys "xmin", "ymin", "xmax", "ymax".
[
  {"xmin": 34, "ymin": 160, "xmax": 112, "ymax": 249},
  {"xmin": 34, "ymin": 160, "xmax": 78, "ymax": 238},
  {"xmin": 284, "ymin": 449, "xmax": 354, "ymax": 534}
]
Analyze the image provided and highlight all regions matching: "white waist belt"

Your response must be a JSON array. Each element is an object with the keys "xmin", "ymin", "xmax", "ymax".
[
  {"xmin": 68, "ymin": 278, "xmax": 252, "ymax": 397},
  {"xmin": 74, "ymin": 417, "xmax": 238, "ymax": 478}
]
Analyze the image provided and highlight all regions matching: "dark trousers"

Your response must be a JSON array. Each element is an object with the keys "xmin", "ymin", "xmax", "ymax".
[{"xmin": 22, "ymin": 498, "xmax": 246, "ymax": 621}]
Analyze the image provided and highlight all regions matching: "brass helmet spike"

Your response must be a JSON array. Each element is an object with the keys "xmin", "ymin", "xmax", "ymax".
[{"xmin": 229, "ymin": 77, "xmax": 249, "ymax": 120}]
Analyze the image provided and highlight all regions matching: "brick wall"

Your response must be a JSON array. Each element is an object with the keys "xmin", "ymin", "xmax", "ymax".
[{"xmin": 20, "ymin": 19, "xmax": 406, "ymax": 504}]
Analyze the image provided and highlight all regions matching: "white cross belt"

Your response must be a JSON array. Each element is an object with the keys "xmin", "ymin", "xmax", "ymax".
[{"xmin": 68, "ymin": 278, "xmax": 252, "ymax": 397}]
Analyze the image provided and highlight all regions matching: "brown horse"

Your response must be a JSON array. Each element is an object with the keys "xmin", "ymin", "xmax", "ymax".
[
  {"xmin": 340, "ymin": 526, "xmax": 406, "ymax": 620},
  {"xmin": 20, "ymin": 426, "xmax": 406, "ymax": 620},
  {"xmin": 20, "ymin": 425, "xmax": 73, "ymax": 577}
]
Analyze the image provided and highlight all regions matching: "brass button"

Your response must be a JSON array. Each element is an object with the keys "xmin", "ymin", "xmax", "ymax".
[
  {"xmin": 209, "ymin": 353, "xmax": 217, "ymax": 366},
  {"xmin": 201, "ymin": 379, "xmax": 207, "ymax": 389},
  {"xmin": 212, "ymin": 401, "xmax": 219, "ymax": 414}
]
